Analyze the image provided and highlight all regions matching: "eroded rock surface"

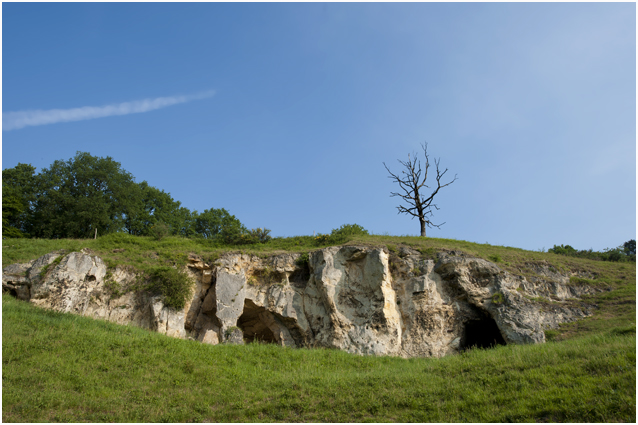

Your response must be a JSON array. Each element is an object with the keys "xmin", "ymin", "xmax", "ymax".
[{"xmin": 2, "ymin": 246, "xmax": 599, "ymax": 358}]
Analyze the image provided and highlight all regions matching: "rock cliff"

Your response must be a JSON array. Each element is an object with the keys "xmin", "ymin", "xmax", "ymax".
[{"xmin": 2, "ymin": 246, "xmax": 599, "ymax": 358}]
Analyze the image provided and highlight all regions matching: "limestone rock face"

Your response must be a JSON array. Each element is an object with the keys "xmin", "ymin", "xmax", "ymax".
[
  {"xmin": 3, "ymin": 246, "xmax": 599, "ymax": 358},
  {"xmin": 301, "ymin": 246, "xmax": 402, "ymax": 355}
]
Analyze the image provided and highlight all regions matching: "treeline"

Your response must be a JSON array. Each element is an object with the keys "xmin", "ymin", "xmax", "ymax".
[
  {"xmin": 2, "ymin": 152, "xmax": 265, "ymax": 243},
  {"xmin": 548, "ymin": 240, "xmax": 636, "ymax": 263}
]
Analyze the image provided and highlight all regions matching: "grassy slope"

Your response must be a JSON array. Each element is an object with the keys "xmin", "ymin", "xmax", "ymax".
[
  {"xmin": 2, "ymin": 235, "xmax": 636, "ymax": 422},
  {"xmin": 2, "ymin": 294, "xmax": 635, "ymax": 422}
]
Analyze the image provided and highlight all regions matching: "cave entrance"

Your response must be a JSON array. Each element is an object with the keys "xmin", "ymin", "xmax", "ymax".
[
  {"xmin": 3, "ymin": 287, "xmax": 17, "ymax": 298},
  {"xmin": 461, "ymin": 315, "xmax": 506, "ymax": 350},
  {"xmin": 237, "ymin": 300, "xmax": 278, "ymax": 344}
]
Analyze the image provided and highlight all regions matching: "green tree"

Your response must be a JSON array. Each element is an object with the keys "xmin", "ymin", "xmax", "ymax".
[
  {"xmin": 3, "ymin": 152, "xmax": 250, "ymax": 242},
  {"xmin": 2, "ymin": 188, "xmax": 25, "ymax": 238},
  {"xmin": 31, "ymin": 152, "xmax": 139, "ymax": 238},
  {"xmin": 125, "ymin": 182, "xmax": 177, "ymax": 236},
  {"xmin": 123, "ymin": 182, "xmax": 196, "ymax": 237},
  {"xmin": 173, "ymin": 206, "xmax": 197, "ymax": 237},
  {"xmin": 2, "ymin": 163, "xmax": 39, "ymax": 237},
  {"xmin": 623, "ymin": 239, "xmax": 636, "ymax": 256},
  {"xmin": 194, "ymin": 208, "xmax": 246, "ymax": 240}
]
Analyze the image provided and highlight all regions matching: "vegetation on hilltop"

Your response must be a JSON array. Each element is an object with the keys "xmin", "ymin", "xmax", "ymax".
[
  {"xmin": 4, "ymin": 150, "xmax": 633, "ymax": 266},
  {"xmin": 548, "ymin": 240, "xmax": 636, "ymax": 263},
  {"xmin": 2, "ymin": 152, "xmax": 248, "ymax": 242}
]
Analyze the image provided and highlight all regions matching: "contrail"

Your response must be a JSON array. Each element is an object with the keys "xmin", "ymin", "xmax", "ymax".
[{"xmin": 2, "ymin": 90, "xmax": 216, "ymax": 131}]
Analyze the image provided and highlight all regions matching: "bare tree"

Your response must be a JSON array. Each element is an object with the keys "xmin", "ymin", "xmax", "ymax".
[{"xmin": 383, "ymin": 143, "xmax": 457, "ymax": 237}]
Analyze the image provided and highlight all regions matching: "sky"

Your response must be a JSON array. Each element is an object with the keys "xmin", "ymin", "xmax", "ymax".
[{"xmin": 2, "ymin": 2, "xmax": 636, "ymax": 252}]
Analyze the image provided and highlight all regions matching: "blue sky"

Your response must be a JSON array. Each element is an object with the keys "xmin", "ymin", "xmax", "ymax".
[{"xmin": 2, "ymin": 2, "xmax": 635, "ymax": 251}]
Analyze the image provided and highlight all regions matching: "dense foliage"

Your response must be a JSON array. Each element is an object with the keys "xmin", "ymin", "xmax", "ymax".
[
  {"xmin": 2, "ymin": 163, "xmax": 38, "ymax": 238},
  {"xmin": 548, "ymin": 240, "xmax": 636, "ymax": 262},
  {"xmin": 2, "ymin": 152, "xmax": 250, "ymax": 242},
  {"xmin": 145, "ymin": 267, "xmax": 193, "ymax": 310}
]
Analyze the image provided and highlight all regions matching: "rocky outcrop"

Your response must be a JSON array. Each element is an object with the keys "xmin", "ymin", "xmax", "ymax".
[{"xmin": 2, "ymin": 246, "xmax": 599, "ymax": 358}]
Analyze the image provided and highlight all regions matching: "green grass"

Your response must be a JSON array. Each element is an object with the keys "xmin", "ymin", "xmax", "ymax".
[
  {"xmin": 3, "ymin": 233, "xmax": 633, "ymax": 277},
  {"xmin": 2, "ymin": 293, "xmax": 635, "ymax": 422},
  {"xmin": 2, "ymin": 233, "xmax": 325, "ymax": 271}
]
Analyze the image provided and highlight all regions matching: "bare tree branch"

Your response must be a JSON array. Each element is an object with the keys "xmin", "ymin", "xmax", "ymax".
[{"xmin": 383, "ymin": 143, "xmax": 457, "ymax": 237}]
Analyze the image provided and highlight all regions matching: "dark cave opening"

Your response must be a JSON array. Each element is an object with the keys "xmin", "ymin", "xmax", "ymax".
[
  {"xmin": 461, "ymin": 315, "xmax": 506, "ymax": 350},
  {"xmin": 289, "ymin": 267, "xmax": 309, "ymax": 287},
  {"xmin": 237, "ymin": 300, "xmax": 278, "ymax": 344}
]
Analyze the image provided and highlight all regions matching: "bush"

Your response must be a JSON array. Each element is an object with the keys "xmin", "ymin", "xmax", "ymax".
[
  {"xmin": 150, "ymin": 222, "xmax": 171, "ymax": 241},
  {"xmin": 295, "ymin": 252, "xmax": 310, "ymax": 267},
  {"xmin": 328, "ymin": 224, "xmax": 369, "ymax": 244},
  {"xmin": 222, "ymin": 228, "xmax": 272, "ymax": 245},
  {"xmin": 248, "ymin": 228, "xmax": 272, "ymax": 244},
  {"xmin": 548, "ymin": 244, "xmax": 577, "ymax": 256},
  {"xmin": 314, "ymin": 233, "xmax": 331, "ymax": 245},
  {"xmin": 605, "ymin": 248, "xmax": 624, "ymax": 262},
  {"xmin": 146, "ymin": 267, "xmax": 193, "ymax": 310},
  {"xmin": 488, "ymin": 254, "xmax": 502, "ymax": 263},
  {"xmin": 219, "ymin": 222, "xmax": 247, "ymax": 244},
  {"xmin": 548, "ymin": 242, "xmax": 635, "ymax": 263}
]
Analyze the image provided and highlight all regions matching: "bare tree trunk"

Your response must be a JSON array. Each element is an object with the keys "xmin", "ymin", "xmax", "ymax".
[{"xmin": 384, "ymin": 143, "xmax": 457, "ymax": 238}]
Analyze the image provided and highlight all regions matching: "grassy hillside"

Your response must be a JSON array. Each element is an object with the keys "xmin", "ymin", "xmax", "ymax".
[
  {"xmin": 2, "ymin": 235, "xmax": 636, "ymax": 421},
  {"xmin": 2, "ymin": 294, "xmax": 635, "ymax": 422}
]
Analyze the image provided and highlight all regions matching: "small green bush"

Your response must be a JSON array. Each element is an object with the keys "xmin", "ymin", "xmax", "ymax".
[
  {"xmin": 311, "ymin": 224, "xmax": 369, "ymax": 246},
  {"xmin": 295, "ymin": 252, "xmax": 310, "ymax": 267},
  {"xmin": 248, "ymin": 228, "xmax": 272, "ymax": 243},
  {"xmin": 146, "ymin": 267, "xmax": 193, "ymax": 310},
  {"xmin": 259, "ymin": 266, "xmax": 276, "ymax": 285},
  {"xmin": 150, "ymin": 222, "xmax": 171, "ymax": 241},
  {"xmin": 548, "ymin": 244, "xmax": 577, "ymax": 256},
  {"xmin": 222, "ymin": 227, "xmax": 272, "ymax": 245},
  {"xmin": 224, "ymin": 326, "xmax": 240, "ymax": 338},
  {"xmin": 488, "ymin": 254, "xmax": 502, "ymax": 263},
  {"xmin": 314, "ymin": 233, "xmax": 331, "ymax": 245},
  {"xmin": 328, "ymin": 223, "xmax": 369, "ymax": 244},
  {"xmin": 103, "ymin": 271, "xmax": 124, "ymax": 297}
]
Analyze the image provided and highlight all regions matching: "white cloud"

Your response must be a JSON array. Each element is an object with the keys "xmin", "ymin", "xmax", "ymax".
[{"xmin": 3, "ymin": 90, "xmax": 216, "ymax": 131}]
